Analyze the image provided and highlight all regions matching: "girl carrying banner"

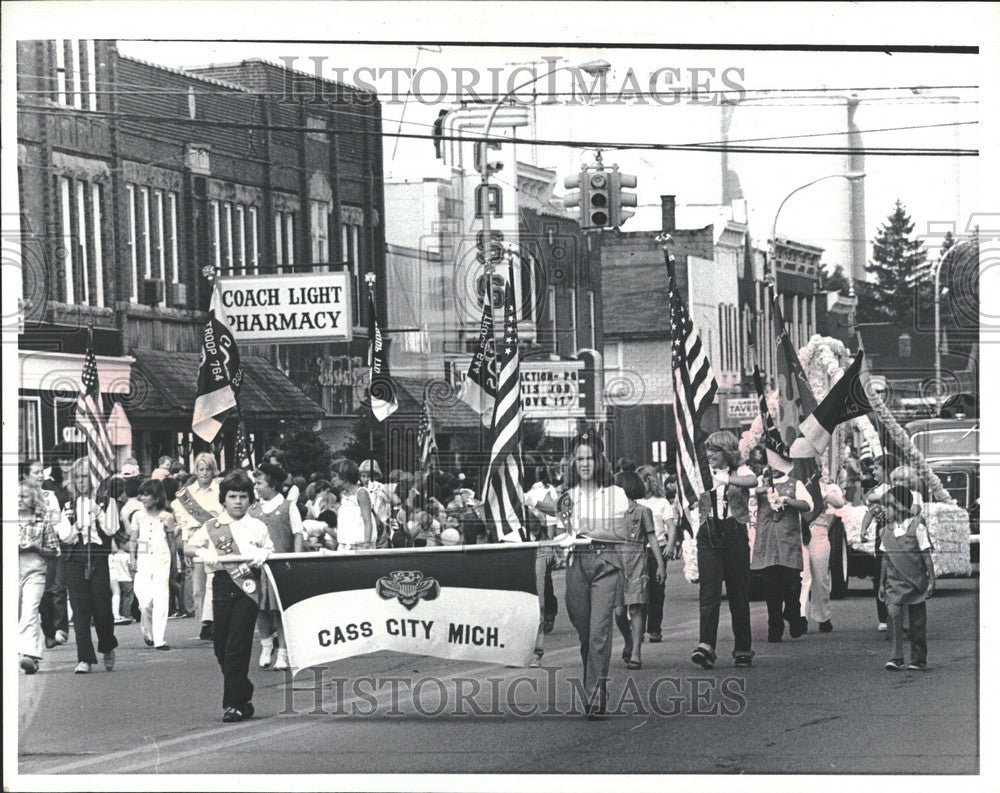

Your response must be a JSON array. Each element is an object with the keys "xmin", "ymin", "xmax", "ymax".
[
  {"xmin": 185, "ymin": 471, "xmax": 272, "ymax": 723},
  {"xmin": 250, "ymin": 463, "xmax": 304, "ymax": 671}
]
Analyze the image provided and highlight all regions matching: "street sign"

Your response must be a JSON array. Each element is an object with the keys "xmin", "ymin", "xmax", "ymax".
[{"xmin": 216, "ymin": 272, "xmax": 352, "ymax": 344}]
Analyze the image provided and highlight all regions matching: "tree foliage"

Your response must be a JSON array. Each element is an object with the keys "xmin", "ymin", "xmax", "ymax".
[
  {"xmin": 860, "ymin": 200, "xmax": 930, "ymax": 324},
  {"xmin": 273, "ymin": 424, "xmax": 334, "ymax": 478}
]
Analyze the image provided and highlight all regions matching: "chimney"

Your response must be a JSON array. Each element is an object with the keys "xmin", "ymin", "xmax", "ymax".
[{"xmin": 661, "ymin": 195, "xmax": 676, "ymax": 233}]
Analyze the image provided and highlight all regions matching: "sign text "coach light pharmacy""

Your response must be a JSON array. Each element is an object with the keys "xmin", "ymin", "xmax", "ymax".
[{"xmin": 217, "ymin": 272, "xmax": 352, "ymax": 344}]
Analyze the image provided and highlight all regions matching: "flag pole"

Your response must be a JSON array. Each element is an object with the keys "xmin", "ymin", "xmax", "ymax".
[
  {"xmin": 365, "ymin": 272, "xmax": 378, "ymax": 489},
  {"xmin": 85, "ymin": 323, "xmax": 95, "ymax": 580}
]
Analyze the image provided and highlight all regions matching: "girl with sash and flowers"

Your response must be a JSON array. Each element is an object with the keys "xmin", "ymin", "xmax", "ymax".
[
  {"xmin": 172, "ymin": 453, "xmax": 222, "ymax": 640},
  {"xmin": 249, "ymin": 462, "xmax": 304, "ymax": 671},
  {"xmin": 185, "ymin": 471, "xmax": 272, "ymax": 723}
]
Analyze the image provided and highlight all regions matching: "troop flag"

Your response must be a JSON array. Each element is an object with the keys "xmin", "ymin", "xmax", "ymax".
[
  {"xmin": 771, "ymin": 290, "xmax": 823, "ymax": 521},
  {"xmin": 192, "ymin": 283, "xmax": 244, "ymax": 443},
  {"xmin": 367, "ymin": 285, "xmax": 399, "ymax": 422},
  {"xmin": 667, "ymin": 254, "xmax": 719, "ymax": 515},
  {"xmin": 791, "ymin": 350, "xmax": 873, "ymax": 458},
  {"xmin": 482, "ymin": 261, "xmax": 526, "ymax": 542},
  {"xmin": 76, "ymin": 328, "xmax": 115, "ymax": 493},
  {"xmin": 458, "ymin": 300, "xmax": 497, "ymax": 426}
]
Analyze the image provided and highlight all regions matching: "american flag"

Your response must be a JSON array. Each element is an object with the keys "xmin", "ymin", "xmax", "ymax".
[
  {"xmin": 233, "ymin": 404, "xmax": 254, "ymax": 471},
  {"xmin": 482, "ymin": 260, "xmax": 526, "ymax": 542},
  {"xmin": 76, "ymin": 329, "xmax": 115, "ymax": 493},
  {"xmin": 417, "ymin": 396, "xmax": 437, "ymax": 471},
  {"xmin": 667, "ymin": 255, "xmax": 718, "ymax": 514}
]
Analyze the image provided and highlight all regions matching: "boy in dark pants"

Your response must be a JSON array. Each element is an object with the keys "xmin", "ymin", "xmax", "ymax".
[
  {"xmin": 879, "ymin": 486, "xmax": 934, "ymax": 671},
  {"xmin": 186, "ymin": 472, "xmax": 273, "ymax": 722}
]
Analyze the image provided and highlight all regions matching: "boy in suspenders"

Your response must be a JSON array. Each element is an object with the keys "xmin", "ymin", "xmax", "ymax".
[{"xmin": 185, "ymin": 471, "xmax": 273, "ymax": 722}]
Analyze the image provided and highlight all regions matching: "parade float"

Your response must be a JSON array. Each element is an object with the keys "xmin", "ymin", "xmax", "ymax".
[{"xmin": 735, "ymin": 335, "xmax": 971, "ymax": 588}]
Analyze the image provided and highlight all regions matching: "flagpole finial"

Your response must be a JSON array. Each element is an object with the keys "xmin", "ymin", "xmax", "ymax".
[
  {"xmin": 201, "ymin": 264, "xmax": 217, "ymax": 283},
  {"xmin": 365, "ymin": 272, "xmax": 377, "ymax": 289}
]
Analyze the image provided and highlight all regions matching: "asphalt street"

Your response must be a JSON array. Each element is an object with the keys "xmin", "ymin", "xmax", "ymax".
[{"xmin": 18, "ymin": 559, "xmax": 978, "ymax": 776}]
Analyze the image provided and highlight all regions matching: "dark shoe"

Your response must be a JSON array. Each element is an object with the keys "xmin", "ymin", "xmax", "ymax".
[
  {"xmin": 691, "ymin": 646, "xmax": 715, "ymax": 669},
  {"xmin": 885, "ymin": 658, "xmax": 905, "ymax": 671},
  {"xmin": 648, "ymin": 632, "xmax": 662, "ymax": 643},
  {"xmin": 222, "ymin": 707, "xmax": 244, "ymax": 723},
  {"xmin": 144, "ymin": 638, "xmax": 154, "ymax": 647},
  {"xmin": 542, "ymin": 617, "xmax": 555, "ymax": 635},
  {"xmin": 199, "ymin": 621, "xmax": 214, "ymax": 641},
  {"xmin": 20, "ymin": 655, "xmax": 40, "ymax": 675},
  {"xmin": 103, "ymin": 650, "xmax": 116, "ymax": 671},
  {"xmin": 819, "ymin": 620, "xmax": 833, "ymax": 633},
  {"xmin": 45, "ymin": 636, "xmax": 58, "ymax": 650},
  {"xmin": 625, "ymin": 659, "xmax": 642, "ymax": 670},
  {"xmin": 906, "ymin": 661, "xmax": 927, "ymax": 671},
  {"xmin": 789, "ymin": 617, "xmax": 808, "ymax": 638},
  {"xmin": 241, "ymin": 702, "xmax": 255, "ymax": 719},
  {"xmin": 767, "ymin": 633, "xmax": 783, "ymax": 643},
  {"xmin": 734, "ymin": 655, "xmax": 752, "ymax": 668},
  {"xmin": 155, "ymin": 644, "xmax": 171, "ymax": 651}
]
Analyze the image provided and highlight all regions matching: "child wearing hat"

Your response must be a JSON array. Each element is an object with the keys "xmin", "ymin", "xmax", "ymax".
[
  {"xmin": 879, "ymin": 486, "xmax": 934, "ymax": 671},
  {"xmin": 751, "ymin": 443, "xmax": 813, "ymax": 643}
]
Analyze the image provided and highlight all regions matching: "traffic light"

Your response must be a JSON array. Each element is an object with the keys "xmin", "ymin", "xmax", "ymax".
[
  {"xmin": 587, "ymin": 170, "xmax": 610, "ymax": 228},
  {"xmin": 609, "ymin": 169, "xmax": 638, "ymax": 228},
  {"xmin": 563, "ymin": 169, "xmax": 591, "ymax": 229},
  {"xmin": 565, "ymin": 166, "xmax": 624, "ymax": 230}
]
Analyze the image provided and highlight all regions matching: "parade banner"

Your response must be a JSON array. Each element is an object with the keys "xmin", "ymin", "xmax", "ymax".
[
  {"xmin": 216, "ymin": 272, "xmax": 352, "ymax": 343},
  {"xmin": 264, "ymin": 545, "xmax": 540, "ymax": 672}
]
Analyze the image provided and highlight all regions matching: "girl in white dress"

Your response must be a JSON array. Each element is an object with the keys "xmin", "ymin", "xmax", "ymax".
[
  {"xmin": 330, "ymin": 459, "xmax": 374, "ymax": 549},
  {"xmin": 131, "ymin": 479, "xmax": 177, "ymax": 650}
]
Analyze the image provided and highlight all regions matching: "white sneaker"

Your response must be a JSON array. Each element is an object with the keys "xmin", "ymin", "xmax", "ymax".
[
  {"xmin": 273, "ymin": 649, "xmax": 289, "ymax": 670},
  {"xmin": 878, "ymin": 622, "xmax": 888, "ymax": 632},
  {"xmin": 258, "ymin": 636, "xmax": 275, "ymax": 668},
  {"xmin": 55, "ymin": 630, "xmax": 69, "ymax": 644},
  {"xmin": 74, "ymin": 662, "xmax": 92, "ymax": 674}
]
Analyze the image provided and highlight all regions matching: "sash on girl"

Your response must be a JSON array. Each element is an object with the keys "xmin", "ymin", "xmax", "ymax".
[
  {"xmin": 205, "ymin": 519, "xmax": 262, "ymax": 606},
  {"xmin": 177, "ymin": 486, "xmax": 218, "ymax": 526}
]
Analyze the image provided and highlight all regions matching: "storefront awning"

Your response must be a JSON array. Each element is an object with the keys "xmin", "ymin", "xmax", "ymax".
[{"xmin": 126, "ymin": 349, "xmax": 325, "ymax": 427}]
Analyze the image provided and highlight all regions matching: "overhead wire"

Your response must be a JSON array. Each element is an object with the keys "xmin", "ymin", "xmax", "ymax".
[{"xmin": 18, "ymin": 105, "xmax": 979, "ymax": 157}]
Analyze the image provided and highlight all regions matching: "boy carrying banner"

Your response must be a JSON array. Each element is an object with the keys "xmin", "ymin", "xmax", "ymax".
[{"xmin": 185, "ymin": 471, "xmax": 272, "ymax": 722}]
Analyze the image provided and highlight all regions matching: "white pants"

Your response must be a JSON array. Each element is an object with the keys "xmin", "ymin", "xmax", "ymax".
[
  {"xmin": 133, "ymin": 555, "xmax": 171, "ymax": 647},
  {"xmin": 192, "ymin": 561, "xmax": 214, "ymax": 622},
  {"xmin": 800, "ymin": 525, "xmax": 832, "ymax": 623},
  {"xmin": 19, "ymin": 553, "xmax": 48, "ymax": 658}
]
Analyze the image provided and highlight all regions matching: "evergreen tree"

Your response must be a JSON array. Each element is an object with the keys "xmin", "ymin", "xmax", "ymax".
[
  {"xmin": 861, "ymin": 200, "xmax": 930, "ymax": 324},
  {"xmin": 274, "ymin": 424, "xmax": 334, "ymax": 478},
  {"xmin": 820, "ymin": 264, "xmax": 852, "ymax": 296}
]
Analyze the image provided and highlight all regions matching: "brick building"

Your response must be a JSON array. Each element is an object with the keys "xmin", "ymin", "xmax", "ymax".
[{"xmin": 16, "ymin": 41, "xmax": 386, "ymax": 469}]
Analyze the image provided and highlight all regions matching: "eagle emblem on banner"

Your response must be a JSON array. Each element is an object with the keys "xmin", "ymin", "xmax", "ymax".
[{"xmin": 376, "ymin": 570, "xmax": 441, "ymax": 611}]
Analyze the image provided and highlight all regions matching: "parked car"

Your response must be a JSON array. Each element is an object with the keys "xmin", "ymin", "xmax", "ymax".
[{"xmin": 905, "ymin": 418, "xmax": 979, "ymax": 562}]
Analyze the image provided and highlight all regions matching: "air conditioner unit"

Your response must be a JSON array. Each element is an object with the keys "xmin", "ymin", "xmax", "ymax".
[
  {"xmin": 143, "ymin": 278, "xmax": 164, "ymax": 306},
  {"xmin": 167, "ymin": 282, "xmax": 187, "ymax": 307}
]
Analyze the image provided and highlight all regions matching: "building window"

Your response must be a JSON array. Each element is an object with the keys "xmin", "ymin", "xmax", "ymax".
[
  {"xmin": 311, "ymin": 200, "xmax": 330, "ymax": 268},
  {"xmin": 126, "ymin": 183, "xmax": 180, "ymax": 303},
  {"xmin": 56, "ymin": 175, "xmax": 106, "ymax": 306},
  {"xmin": 19, "ymin": 398, "xmax": 42, "ymax": 460},
  {"xmin": 569, "ymin": 288, "xmax": 578, "ymax": 354},
  {"xmin": 547, "ymin": 286, "xmax": 557, "ymax": 351},
  {"xmin": 587, "ymin": 290, "xmax": 596, "ymax": 349},
  {"xmin": 275, "ymin": 209, "xmax": 295, "ymax": 271},
  {"xmin": 54, "ymin": 40, "xmax": 97, "ymax": 110},
  {"xmin": 126, "ymin": 185, "xmax": 137, "ymax": 301},
  {"xmin": 342, "ymin": 219, "xmax": 363, "ymax": 326},
  {"xmin": 234, "ymin": 205, "xmax": 246, "ymax": 275},
  {"xmin": 248, "ymin": 207, "xmax": 259, "ymax": 274}
]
